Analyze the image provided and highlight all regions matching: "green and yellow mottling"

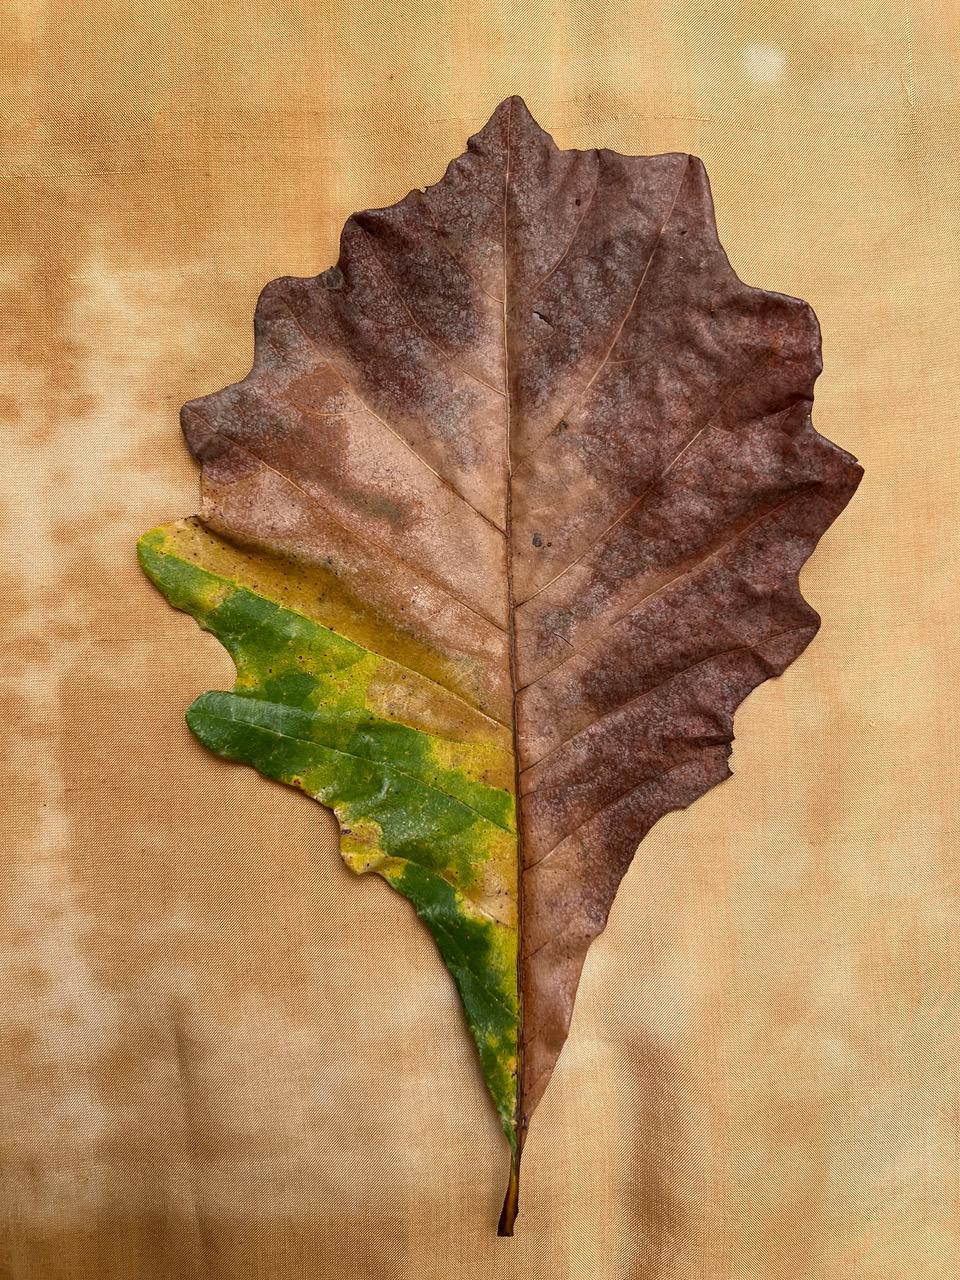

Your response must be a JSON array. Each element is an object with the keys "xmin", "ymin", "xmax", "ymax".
[{"xmin": 138, "ymin": 520, "xmax": 519, "ymax": 1144}]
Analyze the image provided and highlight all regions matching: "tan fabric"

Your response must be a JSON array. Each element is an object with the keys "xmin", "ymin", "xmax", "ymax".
[{"xmin": 3, "ymin": 2, "xmax": 958, "ymax": 1276}]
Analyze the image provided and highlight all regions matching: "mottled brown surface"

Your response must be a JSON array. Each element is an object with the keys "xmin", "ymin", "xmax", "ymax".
[
  {"xmin": 5, "ymin": 2, "xmax": 960, "ymax": 1276},
  {"xmin": 180, "ymin": 97, "xmax": 860, "ymax": 1163}
]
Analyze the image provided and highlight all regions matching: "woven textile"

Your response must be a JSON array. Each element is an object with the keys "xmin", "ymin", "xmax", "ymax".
[{"xmin": 3, "ymin": 2, "xmax": 958, "ymax": 1275}]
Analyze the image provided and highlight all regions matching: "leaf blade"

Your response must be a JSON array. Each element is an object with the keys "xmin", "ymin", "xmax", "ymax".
[{"xmin": 140, "ymin": 96, "xmax": 862, "ymax": 1232}]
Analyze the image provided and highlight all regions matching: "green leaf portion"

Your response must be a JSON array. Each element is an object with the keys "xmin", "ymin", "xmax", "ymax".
[{"xmin": 138, "ymin": 522, "xmax": 519, "ymax": 1144}]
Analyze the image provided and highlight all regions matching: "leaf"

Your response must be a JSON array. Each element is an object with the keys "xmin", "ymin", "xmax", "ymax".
[{"xmin": 139, "ymin": 96, "xmax": 862, "ymax": 1233}]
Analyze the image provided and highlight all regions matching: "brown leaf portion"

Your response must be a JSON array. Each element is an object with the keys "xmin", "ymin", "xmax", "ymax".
[
  {"xmin": 505, "ymin": 128, "xmax": 863, "ymax": 1135},
  {"xmin": 176, "ymin": 96, "xmax": 861, "ymax": 1221}
]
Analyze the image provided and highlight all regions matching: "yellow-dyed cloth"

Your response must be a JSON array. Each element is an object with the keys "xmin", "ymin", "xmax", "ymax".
[{"xmin": 2, "ymin": 2, "xmax": 957, "ymax": 1276}]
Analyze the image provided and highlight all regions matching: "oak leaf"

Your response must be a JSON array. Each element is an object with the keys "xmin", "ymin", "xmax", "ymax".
[{"xmin": 139, "ymin": 97, "xmax": 862, "ymax": 1233}]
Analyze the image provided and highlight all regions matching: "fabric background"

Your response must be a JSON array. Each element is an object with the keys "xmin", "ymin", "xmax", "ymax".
[{"xmin": 3, "ymin": 2, "xmax": 958, "ymax": 1276}]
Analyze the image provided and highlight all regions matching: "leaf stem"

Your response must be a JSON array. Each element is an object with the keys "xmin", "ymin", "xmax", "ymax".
[{"xmin": 497, "ymin": 1147, "xmax": 521, "ymax": 1237}]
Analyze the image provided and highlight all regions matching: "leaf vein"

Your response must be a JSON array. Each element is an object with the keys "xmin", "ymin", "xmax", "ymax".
[
  {"xmin": 522, "ymin": 626, "xmax": 816, "ymax": 774},
  {"xmin": 191, "ymin": 416, "xmax": 508, "ymax": 635},
  {"xmin": 355, "ymin": 221, "xmax": 507, "ymax": 399},
  {"xmin": 517, "ymin": 390, "xmax": 807, "ymax": 607},
  {"xmin": 509, "ymin": 156, "xmax": 600, "ymax": 312},
  {"xmin": 514, "ymin": 155, "xmax": 691, "ymax": 469},
  {"xmin": 195, "ymin": 700, "xmax": 515, "ymax": 834},
  {"xmin": 518, "ymin": 490, "xmax": 806, "ymax": 693},
  {"xmin": 272, "ymin": 295, "xmax": 506, "ymax": 537},
  {"xmin": 523, "ymin": 754, "xmax": 710, "ymax": 879}
]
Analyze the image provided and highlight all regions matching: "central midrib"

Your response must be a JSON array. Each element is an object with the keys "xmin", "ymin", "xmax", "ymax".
[{"xmin": 500, "ymin": 99, "xmax": 526, "ymax": 1159}]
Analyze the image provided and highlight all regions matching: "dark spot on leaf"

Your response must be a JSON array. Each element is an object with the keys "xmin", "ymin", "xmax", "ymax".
[
  {"xmin": 541, "ymin": 606, "xmax": 573, "ymax": 636},
  {"xmin": 532, "ymin": 532, "xmax": 543, "ymax": 548},
  {"xmin": 319, "ymin": 266, "xmax": 344, "ymax": 290}
]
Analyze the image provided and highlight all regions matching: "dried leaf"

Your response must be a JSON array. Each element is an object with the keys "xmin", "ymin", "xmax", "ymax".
[{"xmin": 139, "ymin": 97, "xmax": 862, "ymax": 1233}]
